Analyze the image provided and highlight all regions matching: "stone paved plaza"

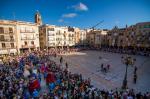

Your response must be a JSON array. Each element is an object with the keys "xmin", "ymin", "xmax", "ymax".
[{"xmin": 52, "ymin": 50, "xmax": 150, "ymax": 93}]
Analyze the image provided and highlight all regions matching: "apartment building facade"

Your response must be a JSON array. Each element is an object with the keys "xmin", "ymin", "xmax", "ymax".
[
  {"xmin": 0, "ymin": 20, "xmax": 40, "ymax": 54},
  {"xmin": 39, "ymin": 25, "xmax": 84, "ymax": 50},
  {"xmin": 78, "ymin": 29, "xmax": 87, "ymax": 46},
  {"xmin": 0, "ymin": 10, "xmax": 149, "ymax": 54},
  {"xmin": 0, "ymin": 21, "xmax": 17, "ymax": 54},
  {"xmin": 87, "ymin": 29, "xmax": 108, "ymax": 48},
  {"xmin": 135, "ymin": 22, "xmax": 150, "ymax": 48},
  {"xmin": 16, "ymin": 21, "xmax": 40, "ymax": 53},
  {"xmin": 107, "ymin": 22, "xmax": 150, "ymax": 49}
]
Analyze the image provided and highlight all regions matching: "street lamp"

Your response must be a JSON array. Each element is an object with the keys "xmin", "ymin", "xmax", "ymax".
[{"xmin": 121, "ymin": 55, "xmax": 136, "ymax": 89}]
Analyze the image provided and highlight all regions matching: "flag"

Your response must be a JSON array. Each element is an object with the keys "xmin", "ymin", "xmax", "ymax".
[
  {"xmin": 28, "ymin": 79, "xmax": 40, "ymax": 92},
  {"xmin": 46, "ymin": 72, "xmax": 55, "ymax": 84}
]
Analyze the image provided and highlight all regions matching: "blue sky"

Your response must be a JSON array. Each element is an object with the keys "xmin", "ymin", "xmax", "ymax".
[{"xmin": 0, "ymin": 0, "xmax": 150, "ymax": 29}]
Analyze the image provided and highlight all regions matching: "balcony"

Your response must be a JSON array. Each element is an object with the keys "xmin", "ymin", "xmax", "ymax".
[
  {"xmin": 9, "ymin": 39, "xmax": 15, "ymax": 41},
  {"xmin": 21, "ymin": 38, "xmax": 35, "ymax": 40},
  {"xmin": 48, "ymin": 38, "xmax": 55, "ymax": 41},
  {"xmin": 0, "ymin": 31, "xmax": 14, "ymax": 34},
  {"xmin": 0, "ymin": 39, "xmax": 15, "ymax": 42},
  {"xmin": 20, "ymin": 29, "xmax": 35, "ymax": 33},
  {"xmin": 48, "ymin": 34, "xmax": 55, "ymax": 36}
]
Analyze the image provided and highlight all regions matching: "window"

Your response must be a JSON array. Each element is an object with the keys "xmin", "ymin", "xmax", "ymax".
[
  {"xmin": 31, "ymin": 41, "xmax": 34, "ymax": 45},
  {"xmin": 9, "ymin": 28, "xmax": 13, "ymax": 33},
  {"xmin": 0, "ymin": 27, "xmax": 4, "ymax": 34},
  {"xmin": 10, "ymin": 35, "xmax": 14, "ymax": 41},
  {"xmin": 48, "ymin": 28, "xmax": 55, "ymax": 31},
  {"xmin": 0, "ymin": 35, "xmax": 5, "ymax": 41},
  {"xmin": 56, "ymin": 30, "xmax": 61, "ymax": 35},
  {"xmin": 10, "ymin": 43, "xmax": 14, "ymax": 48},
  {"xmin": 24, "ymin": 41, "xmax": 27, "ymax": 45},
  {"xmin": 2, "ymin": 43, "xmax": 6, "ymax": 48}
]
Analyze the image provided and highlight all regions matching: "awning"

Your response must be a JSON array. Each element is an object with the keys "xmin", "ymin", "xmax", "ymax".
[
  {"xmin": 0, "ymin": 50, "xmax": 8, "ymax": 54},
  {"xmin": 9, "ymin": 49, "xmax": 17, "ymax": 53}
]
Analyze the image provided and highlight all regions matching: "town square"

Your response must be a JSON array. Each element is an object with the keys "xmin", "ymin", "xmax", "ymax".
[
  {"xmin": 56, "ymin": 50, "xmax": 150, "ymax": 92},
  {"xmin": 0, "ymin": 0, "xmax": 150, "ymax": 98}
]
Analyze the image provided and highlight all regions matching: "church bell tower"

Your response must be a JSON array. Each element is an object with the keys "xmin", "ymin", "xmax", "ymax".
[{"xmin": 35, "ymin": 10, "xmax": 42, "ymax": 25}]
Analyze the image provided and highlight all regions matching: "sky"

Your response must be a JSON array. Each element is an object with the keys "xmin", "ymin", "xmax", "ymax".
[{"xmin": 0, "ymin": 0, "xmax": 150, "ymax": 29}]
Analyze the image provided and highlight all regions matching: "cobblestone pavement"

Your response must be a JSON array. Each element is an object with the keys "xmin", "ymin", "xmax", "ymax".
[{"xmin": 51, "ymin": 50, "xmax": 150, "ymax": 92}]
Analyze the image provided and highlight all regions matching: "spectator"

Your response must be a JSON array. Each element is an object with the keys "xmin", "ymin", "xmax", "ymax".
[{"xmin": 0, "ymin": 50, "xmax": 148, "ymax": 99}]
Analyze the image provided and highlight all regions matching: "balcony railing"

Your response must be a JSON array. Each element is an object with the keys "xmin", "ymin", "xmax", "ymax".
[
  {"xmin": 48, "ymin": 34, "xmax": 55, "ymax": 36},
  {"xmin": 0, "ymin": 39, "xmax": 15, "ymax": 42},
  {"xmin": 0, "ymin": 31, "xmax": 14, "ymax": 34},
  {"xmin": 21, "ymin": 38, "xmax": 35, "ymax": 40},
  {"xmin": 20, "ymin": 30, "xmax": 35, "ymax": 33}
]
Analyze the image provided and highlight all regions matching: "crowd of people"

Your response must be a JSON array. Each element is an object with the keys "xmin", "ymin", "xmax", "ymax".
[
  {"xmin": 85, "ymin": 46, "xmax": 150, "ymax": 56},
  {"xmin": 0, "ymin": 49, "xmax": 149, "ymax": 99},
  {"xmin": 46, "ymin": 48, "xmax": 79, "ymax": 55}
]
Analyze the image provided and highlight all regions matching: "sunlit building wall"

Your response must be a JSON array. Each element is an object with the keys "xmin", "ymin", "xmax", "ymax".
[
  {"xmin": 0, "ymin": 20, "xmax": 40, "ymax": 54},
  {"xmin": 0, "ymin": 20, "xmax": 17, "ymax": 54},
  {"xmin": 87, "ymin": 29, "xmax": 108, "ymax": 47},
  {"xmin": 107, "ymin": 22, "xmax": 150, "ymax": 49},
  {"xmin": 16, "ymin": 21, "xmax": 40, "ymax": 53},
  {"xmin": 79, "ymin": 30, "xmax": 87, "ymax": 45},
  {"xmin": 39, "ymin": 25, "xmax": 79, "ymax": 49}
]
